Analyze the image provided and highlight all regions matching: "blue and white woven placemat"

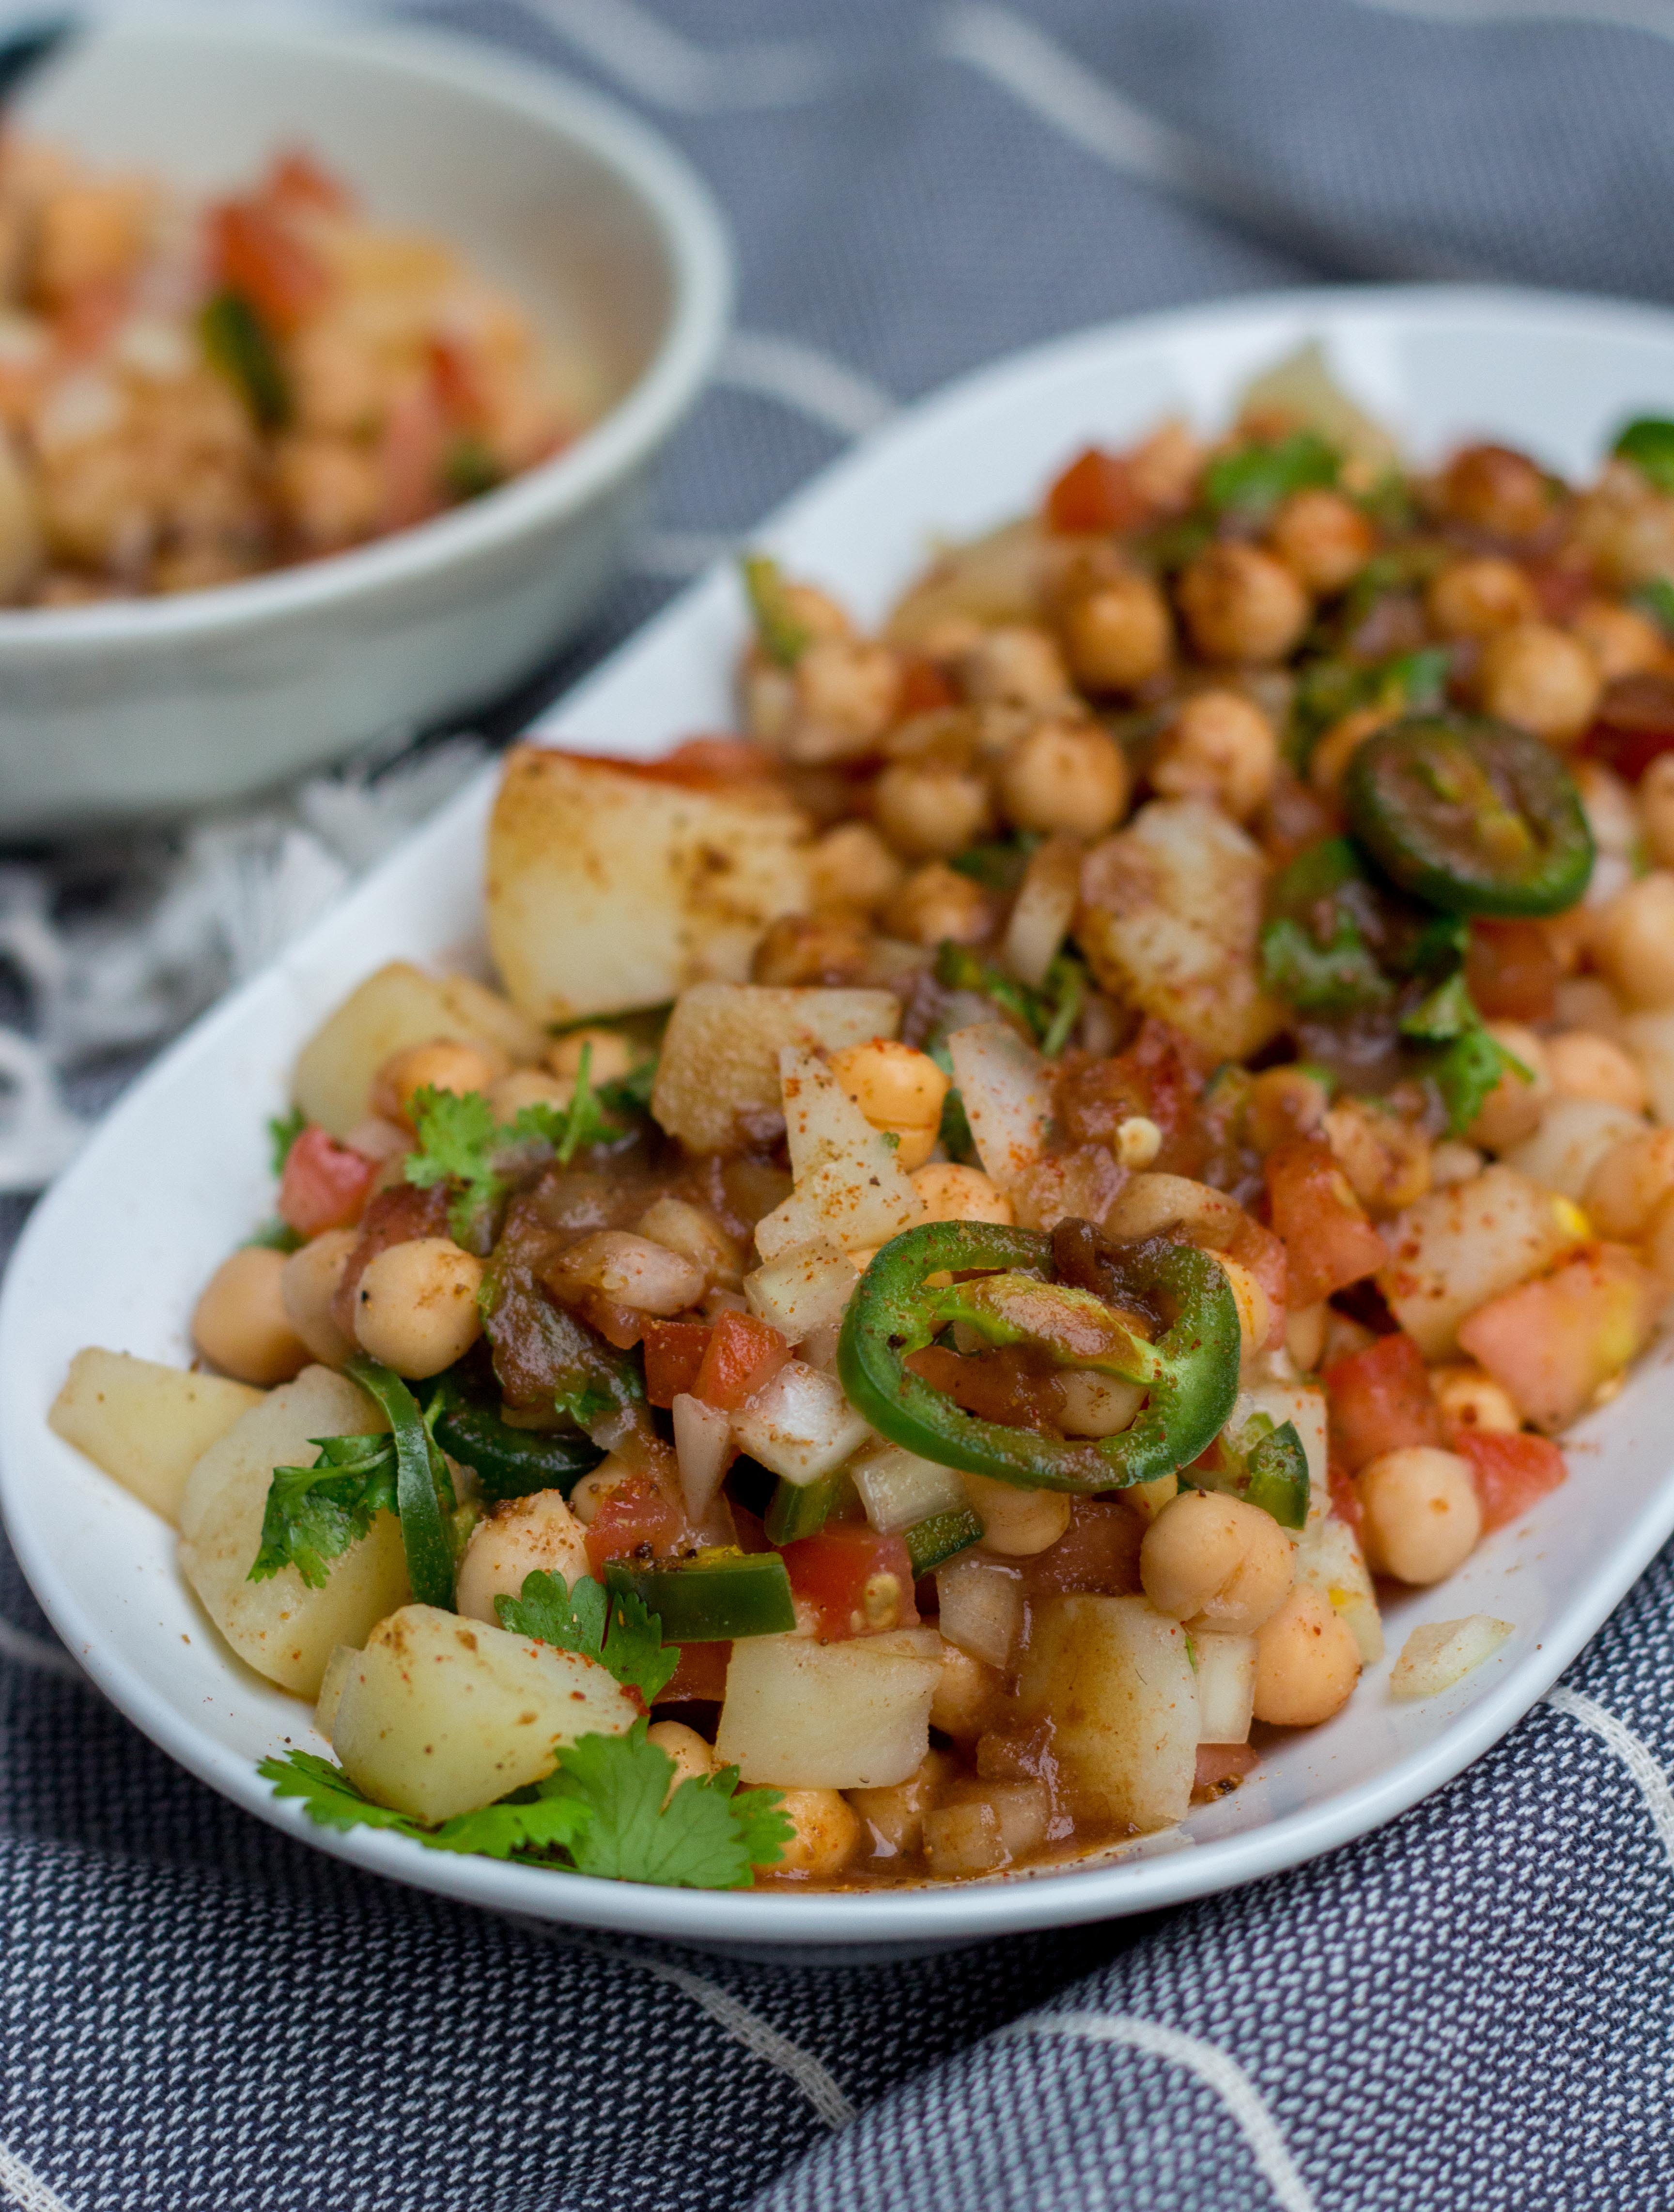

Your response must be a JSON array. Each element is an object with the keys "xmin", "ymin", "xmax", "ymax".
[{"xmin": 7, "ymin": 3, "xmax": 1674, "ymax": 2205}]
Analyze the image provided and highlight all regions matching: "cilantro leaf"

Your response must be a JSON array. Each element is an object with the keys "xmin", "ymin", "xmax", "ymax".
[
  {"xmin": 1260, "ymin": 914, "xmax": 1391, "ymax": 1014},
  {"xmin": 1633, "ymin": 576, "xmax": 1674, "ymax": 639},
  {"xmin": 948, "ymin": 835, "xmax": 1040, "ymax": 893},
  {"xmin": 1400, "ymin": 974, "xmax": 1533, "ymax": 1135},
  {"xmin": 540, "ymin": 1723, "xmax": 792, "ymax": 1888},
  {"xmin": 597, "ymin": 1057, "xmax": 658, "ymax": 1119},
  {"xmin": 268, "ymin": 1105, "xmax": 307, "ymax": 1177},
  {"xmin": 1204, "ymin": 430, "xmax": 1339, "ymax": 521},
  {"xmin": 741, "ymin": 553, "xmax": 810, "ymax": 667},
  {"xmin": 245, "ymin": 1218, "xmax": 304, "ymax": 1253},
  {"xmin": 260, "ymin": 1751, "xmax": 590, "ymax": 1860},
  {"xmin": 404, "ymin": 1084, "xmax": 507, "ymax": 1244},
  {"xmin": 496, "ymin": 1568, "xmax": 677, "ymax": 1704},
  {"xmin": 249, "ymin": 1433, "xmax": 398, "ymax": 1589},
  {"xmin": 1614, "ymin": 417, "xmax": 1674, "ymax": 495},
  {"xmin": 551, "ymin": 1042, "xmax": 617, "ymax": 1165},
  {"xmin": 934, "ymin": 941, "xmax": 1088, "ymax": 1057}
]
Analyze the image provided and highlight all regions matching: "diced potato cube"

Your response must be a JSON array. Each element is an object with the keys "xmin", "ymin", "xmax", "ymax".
[
  {"xmin": 293, "ymin": 961, "xmax": 543, "ymax": 1136},
  {"xmin": 50, "ymin": 1348, "xmax": 263, "ymax": 1524},
  {"xmin": 486, "ymin": 748, "xmax": 812, "ymax": 1024},
  {"xmin": 743, "ymin": 1240, "xmax": 856, "ymax": 1344},
  {"xmin": 177, "ymin": 1365, "xmax": 407, "ymax": 1697},
  {"xmin": 1292, "ymin": 1513, "xmax": 1383, "ymax": 1665},
  {"xmin": 1378, "ymin": 1164, "xmax": 1584, "ymax": 1359},
  {"xmin": 1390, "ymin": 1614, "xmax": 1514, "ymax": 1700},
  {"xmin": 328, "ymin": 1604, "xmax": 637, "ymax": 1822},
  {"xmin": 653, "ymin": 984, "xmax": 900, "ymax": 1154},
  {"xmin": 715, "ymin": 1630, "xmax": 942, "ymax": 1789},
  {"xmin": 1015, "ymin": 1593, "xmax": 1197, "ymax": 1832},
  {"xmin": 1077, "ymin": 800, "xmax": 1284, "ymax": 1061}
]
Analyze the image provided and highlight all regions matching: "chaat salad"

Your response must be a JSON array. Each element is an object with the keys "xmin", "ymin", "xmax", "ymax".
[{"xmin": 51, "ymin": 350, "xmax": 1674, "ymax": 1890}]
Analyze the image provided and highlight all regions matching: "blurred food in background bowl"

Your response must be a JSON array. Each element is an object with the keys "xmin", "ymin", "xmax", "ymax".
[{"xmin": 0, "ymin": 12, "xmax": 731, "ymax": 834}]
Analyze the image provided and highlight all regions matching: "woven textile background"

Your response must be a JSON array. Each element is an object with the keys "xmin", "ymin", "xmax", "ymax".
[{"xmin": 6, "ymin": 3, "xmax": 1674, "ymax": 2206}]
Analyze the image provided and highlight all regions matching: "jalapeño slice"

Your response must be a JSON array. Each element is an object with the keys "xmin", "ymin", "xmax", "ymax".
[{"xmin": 1343, "ymin": 714, "xmax": 1593, "ymax": 917}]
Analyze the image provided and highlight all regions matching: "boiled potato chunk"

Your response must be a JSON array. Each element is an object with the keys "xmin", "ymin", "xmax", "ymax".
[
  {"xmin": 486, "ymin": 748, "xmax": 812, "ymax": 1024},
  {"xmin": 177, "ymin": 1365, "xmax": 406, "ymax": 1697},
  {"xmin": 328, "ymin": 1604, "xmax": 638, "ymax": 1823},
  {"xmin": 50, "ymin": 1348, "xmax": 263, "ymax": 1524},
  {"xmin": 293, "ymin": 961, "xmax": 543, "ymax": 1137},
  {"xmin": 1015, "ymin": 1593, "xmax": 1197, "ymax": 1832},
  {"xmin": 715, "ymin": 1629, "xmax": 942, "ymax": 1789},
  {"xmin": 652, "ymin": 982, "xmax": 901, "ymax": 1154}
]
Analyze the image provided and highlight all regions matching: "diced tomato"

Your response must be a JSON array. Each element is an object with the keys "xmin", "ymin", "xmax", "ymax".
[
  {"xmin": 265, "ymin": 149, "xmax": 353, "ymax": 216},
  {"xmin": 693, "ymin": 1311, "xmax": 790, "ymax": 1412},
  {"xmin": 1581, "ymin": 672, "xmax": 1674, "ymax": 783},
  {"xmin": 897, "ymin": 655, "xmax": 957, "ymax": 717},
  {"xmin": 1465, "ymin": 920, "xmax": 1559, "ymax": 1024},
  {"xmin": 656, "ymin": 1640, "xmax": 731, "ymax": 1703},
  {"xmin": 1457, "ymin": 1242, "xmax": 1661, "ymax": 1433},
  {"xmin": 1266, "ymin": 1138, "xmax": 1389, "ymax": 1309},
  {"xmin": 277, "ymin": 1123, "xmax": 376, "ymax": 1239},
  {"xmin": 584, "ymin": 1472, "xmax": 687, "ymax": 1575},
  {"xmin": 1453, "ymin": 1429, "xmax": 1568, "ymax": 1533},
  {"xmin": 1226, "ymin": 1214, "xmax": 1288, "ymax": 1349},
  {"xmin": 428, "ymin": 333, "xmax": 487, "ymax": 427},
  {"xmin": 1045, "ymin": 445, "xmax": 1145, "ymax": 535},
  {"xmin": 643, "ymin": 1319, "xmax": 713, "ymax": 1409},
  {"xmin": 1194, "ymin": 1742, "xmax": 1258, "ymax": 1798},
  {"xmin": 378, "ymin": 379, "xmax": 449, "ymax": 532},
  {"xmin": 781, "ymin": 1524, "xmax": 918, "ymax": 1640},
  {"xmin": 1323, "ymin": 1330, "xmax": 1443, "ymax": 1472},
  {"xmin": 1327, "ymin": 1458, "xmax": 1364, "ymax": 1537},
  {"xmin": 1525, "ymin": 562, "xmax": 1591, "ymax": 624},
  {"xmin": 207, "ymin": 200, "xmax": 328, "ymax": 333}
]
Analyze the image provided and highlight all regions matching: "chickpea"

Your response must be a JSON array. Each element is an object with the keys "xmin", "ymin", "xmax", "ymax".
[
  {"xmin": 1543, "ymin": 1029, "xmax": 1649, "ymax": 1114},
  {"xmin": 1324, "ymin": 1096, "xmax": 1432, "ymax": 1216},
  {"xmin": 1475, "ymin": 623, "xmax": 1601, "ymax": 744},
  {"xmin": 995, "ymin": 717, "xmax": 1128, "ymax": 837},
  {"xmin": 1246, "ymin": 1065, "xmax": 1331, "ymax": 1154},
  {"xmin": 910, "ymin": 1161, "xmax": 1015, "ymax": 1225},
  {"xmin": 1438, "ymin": 444, "xmax": 1552, "ymax": 540},
  {"xmin": 1429, "ymin": 1362, "xmax": 1520, "ymax": 1437},
  {"xmin": 1139, "ymin": 1490, "xmax": 1295, "ymax": 1634},
  {"xmin": 1573, "ymin": 759, "xmax": 1641, "ymax": 859},
  {"xmin": 1128, "ymin": 417, "xmax": 1203, "ymax": 509},
  {"xmin": 1266, "ymin": 487, "xmax": 1374, "ymax": 595},
  {"xmin": 547, "ymin": 1027, "xmax": 634, "ymax": 1085},
  {"xmin": 807, "ymin": 820, "xmax": 905, "ymax": 913},
  {"xmin": 193, "ymin": 1245, "xmax": 310, "ymax": 1385},
  {"xmin": 1216, "ymin": 1253, "xmax": 1272, "ymax": 1363},
  {"xmin": 1645, "ymin": 1191, "xmax": 1674, "ymax": 1284},
  {"xmin": 647, "ymin": 1720, "xmax": 719, "ymax": 1793},
  {"xmin": 826, "ymin": 1039, "xmax": 949, "ymax": 1172},
  {"xmin": 886, "ymin": 861, "xmax": 991, "ymax": 947},
  {"xmin": 788, "ymin": 638, "xmax": 903, "ymax": 762},
  {"xmin": 751, "ymin": 912, "xmax": 873, "ymax": 987},
  {"xmin": 958, "ymin": 624, "xmax": 1072, "ymax": 710},
  {"xmin": 766, "ymin": 1787, "xmax": 862, "ymax": 1878},
  {"xmin": 1059, "ymin": 573, "xmax": 1173, "ymax": 693},
  {"xmin": 1251, "ymin": 1585, "xmax": 1361, "ymax": 1726},
  {"xmin": 353, "ymin": 1236, "xmax": 485, "ymax": 1378},
  {"xmin": 1309, "ymin": 705, "xmax": 1392, "ymax": 796},
  {"xmin": 1285, "ymin": 1300, "xmax": 1328, "ymax": 1372},
  {"xmin": 1594, "ymin": 873, "xmax": 1674, "ymax": 1008},
  {"xmin": 456, "ymin": 1489, "xmax": 590, "ymax": 1625},
  {"xmin": 280, "ymin": 1226, "xmax": 358, "ymax": 1366},
  {"xmin": 1465, "ymin": 1022, "xmax": 1551, "ymax": 1151},
  {"xmin": 849, "ymin": 1750, "xmax": 954, "ymax": 1857},
  {"xmin": 1176, "ymin": 542, "xmax": 1310, "ymax": 665},
  {"xmin": 874, "ymin": 758, "xmax": 992, "ymax": 859},
  {"xmin": 1357, "ymin": 1445, "xmax": 1483, "ymax": 1584},
  {"xmin": 961, "ymin": 1470, "xmax": 1071, "ymax": 1557},
  {"xmin": 1571, "ymin": 598, "xmax": 1665, "ymax": 680},
  {"xmin": 929, "ymin": 1640, "xmax": 1004, "ymax": 1742},
  {"xmin": 1429, "ymin": 1141, "xmax": 1485, "ymax": 1189},
  {"xmin": 549, "ymin": 1229, "xmax": 706, "ymax": 1316},
  {"xmin": 1643, "ymin": 756, "xmax": 1674, "ymax": 870},
  {"xmin": 372, "ymin": 1036, "xmax": 512, "ymax": 1129},
  {"xmin": 635, "ymin": 1195, "xmax": 742, "ymax": 1289},
  {"xmin": 1425, "ymin": 557, "xmax": 1537, "ymax": 640},
  {"xmin": 1583, "ymin": 1125, "xmax": 1674, "ymax": 1239},
  {"xmin": 486, "ymin": 1068, "xmax": 572, "ymax": 1121},
  {"xmin": 1150, "ymin": 689, "xmax": 1277, "ymax": 820}
]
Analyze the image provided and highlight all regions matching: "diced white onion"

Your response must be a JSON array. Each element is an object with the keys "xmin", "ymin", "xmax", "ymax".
[
  {"xmin": 1504, "ymin": 1098, "xmax": 1642, "ymax": 1201},
  {"xmin": 1003, "ymin": 836, "xmax": 1081, "ymax": 990},
  {"xmin": 1390, "ymin": 1615, "xmax": 1513, "ymax": 1700},
  {"xmin": 935, "ymin": 1556, "xmax": 1023, "ymax": 1670},
  {"xmin": 851, "ymin": 1443, "xmax": 966, "ymax": 1534},
  {"xmin": 731, "ymin": 1359, "xmax": 871, "ymax": 1485},
  {"xmin": 715, "ymin": 1633, "xmax": 940, "ymax": 1788},
  {"xmin": 743, "ymin": 1239, "xmax": 856, "ymax": 1343},
  {"xmin": 1104, "ymin": 1173, "xmax": 1243, "ymax": 1249},
  {"xmin": 1192, "ymin": 1631, "xmax": 1257, "ymax": 1745},
  {"xmin": 1292, "ymin": 1513, "xmax": 1383, "ymax": 1664},
  {"xmin": 551, "ymin": 1230, "xmax": 706, "ymax": 1315},
  {"xmin": 672, "ymin": 1393, "xmax": 733, "ymax": 1523},
  {"xmin": 947, "ymin": 1022, "xmax": 1052, "ymax": 1193}
]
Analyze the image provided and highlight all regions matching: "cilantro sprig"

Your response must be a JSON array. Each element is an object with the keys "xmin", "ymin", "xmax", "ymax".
[
  {"xmin": 1400, "ymin": 971, "xmax": 1533, "ymax": 1135},
  {"xmin": 934, "ymin": 941, "xmax": 1087, "ymax": 1057},
  {"xmin": 261, "ymin": 1723, "xmax": 791, "ymax": 1888},
  {"xmin": 268, "ymin": 1105, "xmax": 307, "ymax": 1176},
  {"xmin": 250, "ymin": 1432, "xmax": 398, "ymax": 1589},
  {"xmin": 496, "ymin": 1567, "xmax": 677, "ymax": 1705}
]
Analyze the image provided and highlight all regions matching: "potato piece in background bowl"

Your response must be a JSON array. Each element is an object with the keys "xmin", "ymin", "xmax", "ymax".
[{"xmin": 487, "ymin": 749, "xmax": 813, "ymax": 1023}]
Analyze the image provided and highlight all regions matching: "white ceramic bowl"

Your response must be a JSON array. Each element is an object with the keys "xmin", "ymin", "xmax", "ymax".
[
  {"xmin": 6, "ymin": 285, "xmax": 1674, "ymax": 1957},
  {"xmin": 0, "ymin": 11, "xmax": 730, "ymax": 835}
]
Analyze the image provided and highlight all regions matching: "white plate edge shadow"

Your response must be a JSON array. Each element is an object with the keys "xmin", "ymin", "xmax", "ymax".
[{"xmin": 5, "ymin": 282, "xmax": 1674, "ymax": 1949}]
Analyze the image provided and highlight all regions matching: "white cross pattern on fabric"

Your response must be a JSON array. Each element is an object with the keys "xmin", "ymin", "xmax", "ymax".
[
  {"xmin": 0, "ymin": 1616, "xmax": 76, "ymax": 1682},
  {"xmin": 1001, "ymin": 2013, "xmax": 1320, "ymax": 2212},
  {"xmin": 0, "ymin": 2138, "xmax": 77, "ymax": 2212},
  {"xmin": 521, "ymin": 0, "xmax": 837, "ymax": 110},
  {"xmin": 1544, "ymin": 1685, "xmax": 1674, "ymax": 1871}
]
